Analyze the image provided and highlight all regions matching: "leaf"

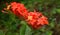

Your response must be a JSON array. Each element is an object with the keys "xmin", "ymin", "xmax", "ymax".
[
  {"xmin": 56, "ymin": 9, "xmax": 60, "ymax": 13},
  {"xmin": 6, "ymin": 31, "xmax": 19, "ymax": 35},
  {"xmin": 49, "ymin": 18, "xmax": 55, "ymax": 28},
  {"xmin": 20, "ymin": 21, "xmax": 32, "ymax": 35},
  {"xmin": 45, "ymin": 31, "xmax": 53, "ymax": 35},
  {"xmin": 49, "ymin": 22, "xmax": 55, "ymax": 28},
  {"xmin": 20, "ymin": 24, "xmax": 26, "ymax": 35},
  {"xmin": 40, "ymin": 27, "xmax": 45, "ymax": 32},
  {"xmin": 25, "ymin": 26, "xmax": 31, "ymax": 35},
  {"xmin": 0, "ymin": 30, "xmax": 4, "ymax": 35},
  {"xmin": 6, "ymin": 32, "xmax": 12, "ymax": 35},
  {"xmin": 51, "ymin": 8, "xmax": 56, "ymax": 14}
]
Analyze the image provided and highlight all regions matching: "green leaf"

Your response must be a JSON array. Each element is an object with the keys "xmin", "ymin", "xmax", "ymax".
[
  {"xmin": 20, "ymin": 24, "xmax": 26, "ymax": 35},
  {"xmin": 56, "ymin": 9, "xmax": 60, "ymax": 13},
  {"xmin": 20, "ymin": 21, "xmax": 32, "ymax": 35},
  {"xmin": 49, "ymin": 22, "xmax": 55, "ymax": 28},
  {"xmin": 45, "ymin": 31, "xmax": 53, "ymax": 35},
  {"xmin": 51, "ymin": 8, "xmax": 56, "ymax": 14},
  {"xmin": 6, "ymin": 32, "xmax": 19, "ymax": 35},
  {"xmin": 49, "ymin": 18, "xmax": 55, "ymax": 28},
  {"xmin": 25, "ymin": 26, "xmax": 31, "ymax": 35},
  {"xmin": 6, "ymin": 32, "xmax": 12, "ymax": 35},
  {"xmin": 40, "ymin": 27, "xmax": 45, "ymax": 32},
  {"xmin": 0, "ymin": 30, "xmax": 4, "ymax": 35}
]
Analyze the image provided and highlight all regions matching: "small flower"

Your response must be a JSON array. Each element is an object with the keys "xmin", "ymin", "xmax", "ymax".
[
  {"xmin": 27, "ymin": 16, "xmax": 33, "ymax": 20},
  {"xmin": 6, "ymin": 5, "xmax": 11, "ymax": 10}
]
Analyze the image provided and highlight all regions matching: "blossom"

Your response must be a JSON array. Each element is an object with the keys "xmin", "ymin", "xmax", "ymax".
[
  {"xmin": 10, "ymin": 2, "xmax": 28, "ymax": 18},
  {"xmin": 26, "ymin": 11, "xmax": 48, "ymax": 29}
]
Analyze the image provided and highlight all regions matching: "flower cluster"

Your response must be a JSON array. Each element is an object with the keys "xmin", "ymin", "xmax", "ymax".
[
  {"xmin": 10, "ymin": 2, "xmax": 28, "ymax": 18},
  {"xmin": 26, "ymin": 11, "xmax": 48, "ymax": 29},
  {"xmin": 8, "ymin": 2, "xmax": 48, "ymax": 29}
]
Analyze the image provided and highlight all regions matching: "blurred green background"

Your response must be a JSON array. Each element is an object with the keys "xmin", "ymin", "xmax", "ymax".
[{"xmin": 0, "ymin": 0, "xmax": 60, "ymax": 35}]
